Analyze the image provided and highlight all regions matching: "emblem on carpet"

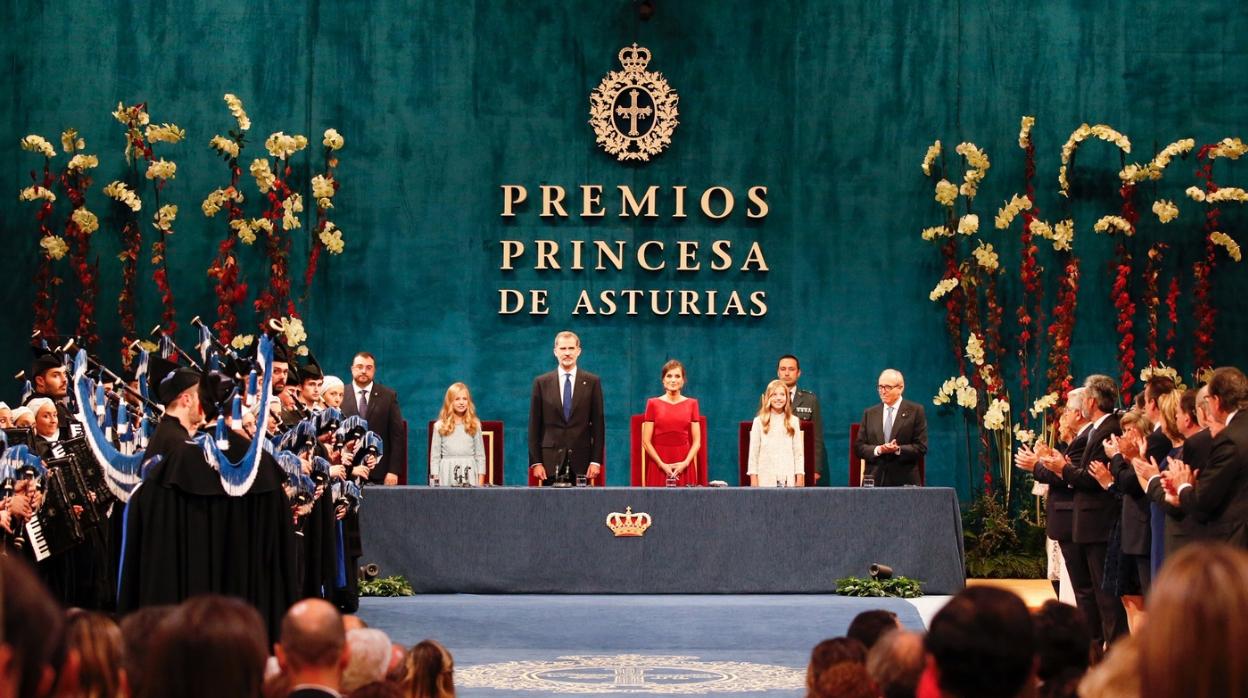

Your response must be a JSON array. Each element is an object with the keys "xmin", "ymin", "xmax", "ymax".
[{"xmin": 457, "ymin": 653, "xmax": 803, "ymax": 693}]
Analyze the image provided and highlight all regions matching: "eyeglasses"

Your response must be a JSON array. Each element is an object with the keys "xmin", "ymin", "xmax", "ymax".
[{"xmin": 878, "ymin": 384, "xmax": 902, "ymax": 391}]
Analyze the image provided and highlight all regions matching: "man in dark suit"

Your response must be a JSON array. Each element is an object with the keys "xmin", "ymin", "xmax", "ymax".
[
  {"xmin": 1018, "ymin": 388, "xmax": 1089, "ymax": 602},
  {"xmin": 275, "ymin": 598, "xmax": 349, "ymax": 697},
  {"xmin": 1050, "ymin": 374, "xmax": 1126, "ymax": 647},
  {"xmin": 778, "ymin": 355, "xmax": 826, "ymax": 485},
  {"xmin": 341, "ymin": 351, "xmax": 407, "ymax": 485},
  {"xmin": 528, "ymin": 331, "xmax": 604, "ymax": 485},
  {"xmin": 1163, "ymin": 366, "xmax": 1248, "ymax": 548},
  {"xmin": 854, "ymin": 369, "xmax": 927, "ymax": 486}
]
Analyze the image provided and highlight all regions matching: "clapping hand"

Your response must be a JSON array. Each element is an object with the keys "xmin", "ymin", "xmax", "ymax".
[
  {"xmin": 881, "ymin": 440, "xmax": 901, "ymax": 455},
  {"xmin": 1014, "ymin": 445, "xmax": 1038, "ymax": 472},
  {"xmin": 1088, "ymin": 460, "xmax": 1114, "ymax": 490},
  {"xmin": 1132, "ymin": 456, "xmax": 1160, "ymax": 491},
  {"xmin": 1104, "ymin": 434, "xmax": 1121, "ymax": 458}
]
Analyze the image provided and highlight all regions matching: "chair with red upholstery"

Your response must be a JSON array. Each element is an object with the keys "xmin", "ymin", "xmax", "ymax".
[
  {"xmin": 629, "ymin": 414, "xmax": 709, "ymax": 486},
  {"xmin": 737, "ymin": 419, "xmax": 816, "ymax": 486},
  {"xmin": 849, "ymin": 422, "xmax": 925, "ymax": 486},
  {"xmin": 426, "ymin": 420, "xmax": 505, "ymax": 485}
]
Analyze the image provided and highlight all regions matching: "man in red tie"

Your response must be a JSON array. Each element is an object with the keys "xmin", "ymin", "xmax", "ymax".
[{"xmin": 342, "ymin": 352, "xmax": 406, "ymax": 485}]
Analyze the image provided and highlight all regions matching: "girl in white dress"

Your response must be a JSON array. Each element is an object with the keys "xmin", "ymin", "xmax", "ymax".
[
  {"xmin": 430, "ymin": 382, "xmax": 487, "ymax": 486},
  {"xmin": 748, "ymin": 379, "xmax": 805, "ymax": 486}
]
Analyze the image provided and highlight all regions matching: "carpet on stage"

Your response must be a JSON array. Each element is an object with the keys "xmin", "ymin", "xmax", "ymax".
[{"xmin": 358, "ymin": 594, "xmax": 933, "ymax": 697}]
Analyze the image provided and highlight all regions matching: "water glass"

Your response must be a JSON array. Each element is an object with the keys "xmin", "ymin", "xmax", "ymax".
[
  {"xmin": 862, "ymin": 476, "xmax": 875, "ymax": 488},
  {"xmin": 665, "ymin": 474, "xmax": 678, "ymax": 487},
  {"xmin": 575, "ymin": 475, "xmax": 588, "ymax": 487},
  {"xmin": 428, "ymin": 474, "xmax": 440, "ymax": 487}
]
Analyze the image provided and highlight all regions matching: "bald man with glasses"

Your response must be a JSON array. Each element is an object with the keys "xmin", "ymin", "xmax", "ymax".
[{"xmin": 854, "ymin": 369, "xmax": 928, "ymax": 486}]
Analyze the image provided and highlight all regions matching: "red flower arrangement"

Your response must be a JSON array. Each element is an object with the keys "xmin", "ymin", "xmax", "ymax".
[
  {"xmin": 1142, "ymin": 244, "xmax": 1167, "ymax": 368},
  {"xmin": 1045, "ymin": 259, "xmax": 1080, "ymax": 398},
  {"xmin": 1017, "ymin": 132, "xmax": 1044, "ymax": 402},
  {"xmin": 1191, "ymin": 143, "xmax": 1222, "ymax": 374},
  {"xmin": 254, "ymin": 168, "xmax": 298, "ymax": 327},
  {"xmin": 1164, "ymin": 275, "xmax": 1179, "ymax": 363},
  {"xmin": 205, "ymin": 129, "xmax": 249, "ymax": 344},
  {"xmin": 1112, "ymin": 248, "xmax": 1137, "ymax": 402},
  {"xmin": 58, "ymin": 147, "xmax": 100, "ymax": 351},
  {"xmin": 27, "ymin": 163, "xmax": 60, "ymax": 338}
]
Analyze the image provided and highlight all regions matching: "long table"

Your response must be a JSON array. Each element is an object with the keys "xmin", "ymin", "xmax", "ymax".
[{"xmin": 358, "ymin": 487, "xmax": 966, "ymax": 595}]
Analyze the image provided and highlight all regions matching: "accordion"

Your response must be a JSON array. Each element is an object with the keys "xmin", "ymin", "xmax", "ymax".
[
  {"xmin": 49, "ymin": 437, "xmax": 117, "ymax": 522},
  {"xmin": 3, "ymin": 427, "xmax": 35, "ymax": 450},
  {"xmin": 25, "ymin": 466, "xmax": 86, "ymax": 562}
]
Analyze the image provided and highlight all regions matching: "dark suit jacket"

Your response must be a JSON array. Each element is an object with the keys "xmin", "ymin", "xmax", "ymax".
[
  {"xmin": 1177, "ymin": 412, "xmax": 1248, "ymax": 547},
  {"xmin": 341, "ymin": 382, "xmax": 407, "ymax": 483},
  {"xmin": 853, "ymin": 399, "xmax": 927, "ymax": 486},
  {"xmin": 791, "ymin": 388, "xmax": 827, "ymax": 484},
  {"xmin": 1147, "ymin": 428, "xmax": 1212, "ymax": 552},
  {"xmin": 528, "ymin": 368, "xmax": 605, "ymax": 482},
  {"xmin": 1032, "ymin": 427, "xmax": 1090, "ymax": 543},
  {"xmin": 1109, "ymin": 428, "xmax": 1171, "ymax": 556},
  {"xmin": 1062, "ymin": 412, "xmax": 1122, "ymax": 544}
]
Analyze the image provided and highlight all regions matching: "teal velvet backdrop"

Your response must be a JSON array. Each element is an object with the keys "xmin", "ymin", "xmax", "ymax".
[{"xmin": 2, "ymin": 2, "xmax": 1246, "ymax": 495}]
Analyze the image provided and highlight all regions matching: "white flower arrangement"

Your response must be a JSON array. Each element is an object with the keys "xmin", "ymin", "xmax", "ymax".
[
  {"xmin": 1152, "ymin": 199, "xmax": 1179, "ymax": 223},
  {"xmin": 153, "ymin": 204, "xmax": 178, "ymax": 232},
  {"xmin": 60, "ymin": 129, "xmax": 85, "ymax": 154},
  {"xmin": 19, "ymin": 185, "xmax": 56, "ymax": 203},
  {"xmin": 1093, "ymin": 215, "xmax": 1133, "ymax": 236},
  {"xmin": 1012, "ymin": 424, "xmax": 1038, "ymax": 446},
  {"xmin": 933, "ymin": 375, "xmax": 976, "ymax": 410},
  {"xmin": 966, "ymin": 332, "xmax": 985, "ymax": 366},
  {"xmin": 272, "ymin": 315, "xmax": 307, "ymax": 348},
  {"xmin": 319, "ymin": 222, "xmax": 345, "ymax": 254},
  {"xmin": 921, "ymin": 140, "xmax": 941, "ymax": 176},
  {"xmin": 955, "ymin": 142, "xmax": 990, "ymax": 199},
  {"xmin": 210, "ymin": 135, "xmax": 240, "ymax": 159},
  {"xmin": 1060, "ymin": 123, "xmax": 1130, "ymax": 196},
  {"xmin": 282, "ymin": 193, "xmax": 304, "ymax": 231},
  {"xmin": 145, "ymin": 123, "xmax": 186, "ymax": 144},
  {"xmin": 322, "ymin": 128, "xmax": 344, "ymax": 151},
  {"xmin": 1029, "ymin": 392, "xmax": 1058, "ymax": 417},
  {"xmin": 250, "ymin": 158, "xmax": 276, "ymax": 193},
  {"xmin": 994, "ymin": 194, "xmax": 1032, "ymax": 229},
  {"xmin": 72, "ymin": 208, "xmax": 99, "ymax": 234},
  {"xmin": 39, "ymin": 235, "xmax": 68, "ymax": 260},
  {"xmin": 224, "ymin": 94, "xmax": 251, "ymax": 131},
  {"xmin": 201, "ymin": 187, "xmax": 243, "ymax": 217},
  {"xmin": 1018, "ymin": 116, "xmax": 1035, "ymax": 149},
  {"xmin": 229, "ymin": 334, "xmax": 255, "ymax": 350},
  {"xmin": 145, "ymin": 158, "xmax": 177, "ymax": 181},
  {"xmin": 1210, "ymin": 232, "xmax": 1242, "ymax": 262},
  {"xmin": 230, "ymin": 218, "xmax": 254, "ymax": 245},
  {"xmin": 983, "ymin": 398, "xmax": 1010, "ymax": 431},
  {"xmin": 934, "ymin": 179, "xmax": 958, "ymax": 207},
  {"xmin": 921, "ymin": 225, "xmax": 952, "ymax": 241},
  {"xmin": 20, "ymin": 134, "xmax": 56, "ymax": 158},
  {"xmin": 264, "ymin": 131, "xmax": 308, "ymax": 160},
  {"xmin": 312, "ymin": 174, "xmax": 336, "ymax": 209},
  {"xmin": 957, "ymin": 213, "xmax": 980, "ymax": 236},
  {"xmin": 67, "ymin": 154, "xmax": 99, "ymax": 172},
  {"xmin": 929, "ymin": 277, "xmax": 958, "ymax": 302},
  {"xmin": 973, "ymin": 241, "xmax": 999, "ymax": 271},
  {"xmin": 1209, "ymin": 137, "xmax": 1247, "ymax": 160},
  {"xmin": 1119, "ymin": 139, "xmax": 1195, "ymax": 183},
  {"xmin": 103, "ymin": 181, "xmax": 141, "ymax": 211}
]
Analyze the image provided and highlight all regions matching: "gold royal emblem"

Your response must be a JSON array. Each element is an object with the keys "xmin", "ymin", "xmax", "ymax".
[
  {"xmin": 589, "ymin": 44, "xmax": 679, "ymax": 162},
  {"xmin": 606, "ymin": 506, "xmax": 652, "ymax": 537}
]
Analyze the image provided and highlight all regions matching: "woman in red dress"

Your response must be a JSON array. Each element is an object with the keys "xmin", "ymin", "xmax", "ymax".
[{"xmin": 641, "ymin": 359, "xmax": 702, "ymax": 486}]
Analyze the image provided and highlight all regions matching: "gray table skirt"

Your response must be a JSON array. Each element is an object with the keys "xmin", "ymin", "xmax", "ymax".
[{"xmin": 358, "ymin": 487, "xmax": 966, "ymax": 595}]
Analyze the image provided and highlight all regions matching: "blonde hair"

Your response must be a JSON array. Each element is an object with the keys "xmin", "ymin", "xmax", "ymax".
[
  {"xmin": 1155, "ymin": 391, "xmax": 1183, "ymax": 443},
  {"xmin": 757, "ymin": 379, "xmax": 795, "ymax": 436},
  {"xmin": 1120, "ymin": 410, "xmax": 1153, "ymax": 439},
  {"xmin": 436, "ymin": 382, "xmax": 480, "ymax": 436}
]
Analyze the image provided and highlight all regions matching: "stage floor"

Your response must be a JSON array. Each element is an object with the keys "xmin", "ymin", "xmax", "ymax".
[{"xmin": 357, "ymin": 594, "xmax": 944, "ymax": 696}]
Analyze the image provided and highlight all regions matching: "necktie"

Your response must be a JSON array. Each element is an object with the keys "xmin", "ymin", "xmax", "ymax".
[
  {"xmin": 359, "ymin": 389, "xmax": 369, "ymax": 416},
  {"xmin": 562, "ymin": 373, "xmax": 572, "ymax": 422},
  {"xmin": 884, "ymin": 405, "xmax": 895, "ymax": 443}
]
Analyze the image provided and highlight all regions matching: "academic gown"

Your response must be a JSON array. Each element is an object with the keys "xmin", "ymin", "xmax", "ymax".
[{"xmin": 117, "ymin": 417, "xmax": 298, "ymax": 642}]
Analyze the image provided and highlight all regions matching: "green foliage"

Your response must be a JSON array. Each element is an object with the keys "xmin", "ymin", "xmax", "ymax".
[
  {"xmin": 963, "ymin": 487, "xmax": 1047, "ymax": 579},
  {"xmin": 359, "ymin": 575, "xmax": 415, "ymax": 597},
  {"xmin": 835, "ymin": 576, "xmax": 924, "ymax": 598}
]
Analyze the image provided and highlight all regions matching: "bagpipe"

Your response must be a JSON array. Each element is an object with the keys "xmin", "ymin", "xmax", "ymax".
[
  {"xmin": 0, "ymin": 441, "xmax": 98, "ymax": 564},
  {"xmin": 0, "ymin": 443, "xmax": 46, "ymax": 555}
]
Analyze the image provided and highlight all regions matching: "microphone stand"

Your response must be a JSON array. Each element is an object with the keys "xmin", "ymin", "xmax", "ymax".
[{"xmin": 552, "ymin": 450, "xmax": 573, "ymax": 488}]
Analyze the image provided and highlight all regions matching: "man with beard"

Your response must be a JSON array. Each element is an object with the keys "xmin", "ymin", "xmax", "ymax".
[{"xmin": 23, "ymin": 346, "xmax": 75, "ymax": 431}]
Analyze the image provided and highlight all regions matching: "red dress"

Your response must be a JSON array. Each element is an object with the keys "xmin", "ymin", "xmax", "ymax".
[{"xmin": 643, "ymin": 397, "xmax": 700, "ymax": 486}]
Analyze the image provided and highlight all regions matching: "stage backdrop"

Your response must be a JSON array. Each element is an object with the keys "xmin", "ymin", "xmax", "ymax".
[{"xmin": 2, "ymin": 2, "xmax": 1246, "ymax": 495}]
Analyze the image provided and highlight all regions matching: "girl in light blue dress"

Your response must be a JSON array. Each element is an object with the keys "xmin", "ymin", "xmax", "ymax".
[{"xmin": 430, "ymin": 382, "xmax": 486, "ymax": 486}]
